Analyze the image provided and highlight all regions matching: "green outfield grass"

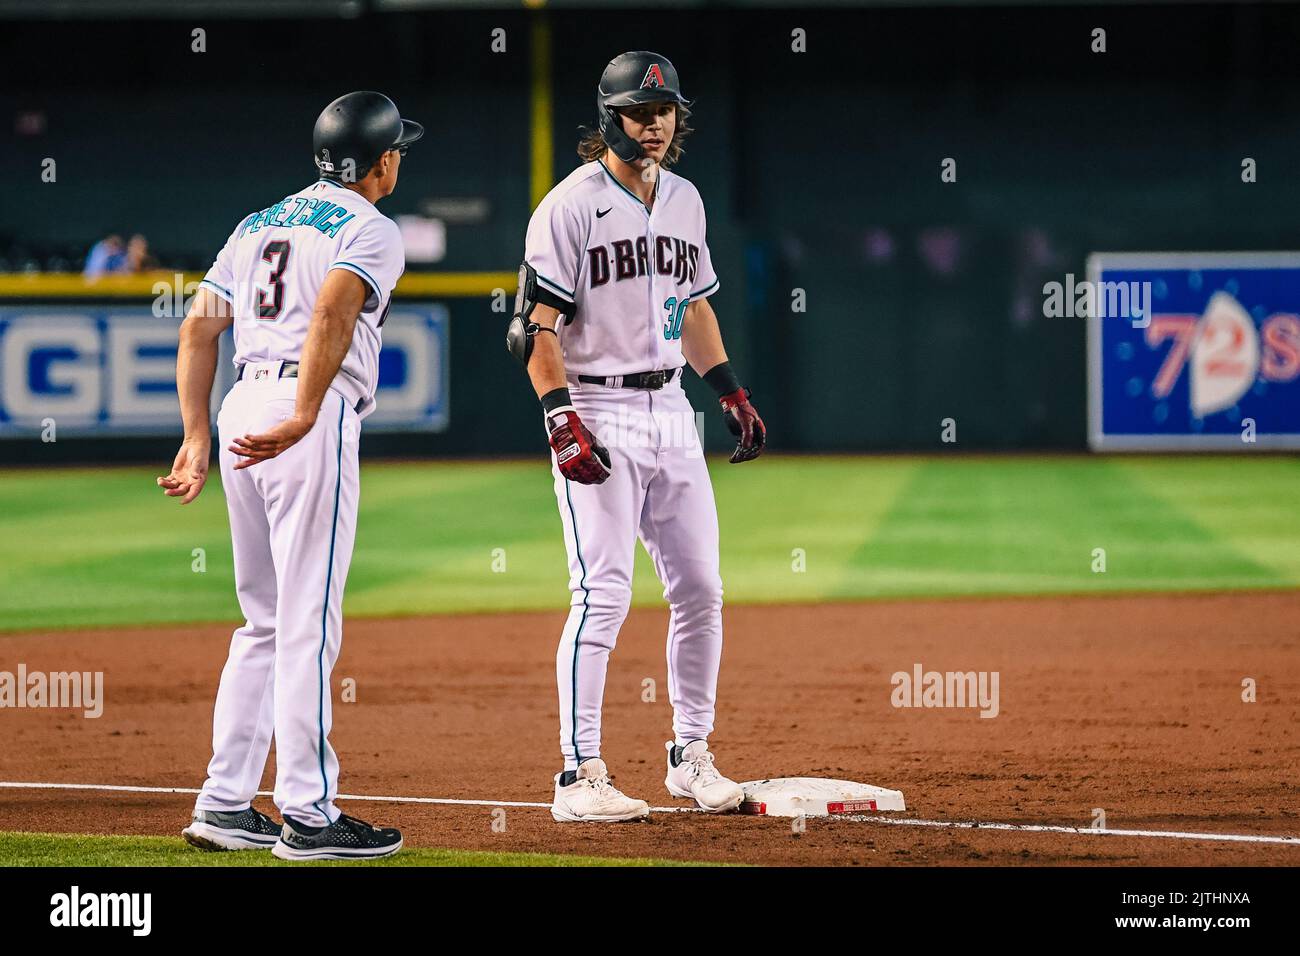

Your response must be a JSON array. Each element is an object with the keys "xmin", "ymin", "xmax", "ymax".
[
  {"xmin": 0, "ymin": 831, "xmax": 704, "ymax": 867},
  {"xmin": 1, "ymin": 455, "xmax": 1297, "ymax": 632}
]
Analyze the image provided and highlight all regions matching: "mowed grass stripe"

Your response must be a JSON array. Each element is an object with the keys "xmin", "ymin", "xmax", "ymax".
[
  {"xmin": 1115, "ymin": 457, "xmax": 1300, "ymax": 586},
  {"xmin": 0, "ymin": 456, "xmax": 1291, "ymax": 632},
  {"xmin": 838, "ymin": 458, "xmax": 1285, "ymax": 598},
  {"xmin": 0, "ymin": 470, "xmax": 239, "ymax": 630},
  {"xmin": 349, "ymin": 456, "xmax": 919, "ymax": 614},
  {"xmin": 710, "ymin": 456, "xmax": 918, "ymax": 605},
  {"xmin": 0, "ymin": 831, "xmax": 710, "ymax": 867},
  {"xmin": 347, "ymin": 459, "xmax": 564, "ymax": 614}
]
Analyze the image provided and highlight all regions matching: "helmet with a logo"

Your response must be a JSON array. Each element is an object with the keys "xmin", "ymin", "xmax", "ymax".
[
  {"xmin": 313, "ymin": 91, "xmax": 423, "ymax": 182},
  {"xmin": 596, "ymin": 51, "xmax": 690, "ymax": 164}
]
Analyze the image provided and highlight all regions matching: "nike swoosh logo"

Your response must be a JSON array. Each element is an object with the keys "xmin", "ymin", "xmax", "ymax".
[{"xmin": 596, "ymin": 207, "xmax": 612, "ymax": 219}]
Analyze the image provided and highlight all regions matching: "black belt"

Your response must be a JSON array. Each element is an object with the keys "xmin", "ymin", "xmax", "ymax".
[
  {"xmin": 236, "ymin": 361, "xmax": 298, "ymax": 382},
  {"xmin": 234, "ymin": 361, "xmax": 364, "ymax": 414},
  {"xmin": 577, "ymin": 368, "xmax": 678, "ymax": 390}
]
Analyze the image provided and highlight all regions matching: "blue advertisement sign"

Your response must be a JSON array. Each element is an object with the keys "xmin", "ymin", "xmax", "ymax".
[
  {"xmin": 1087, "ymin": 253, "xmax": 1300, "ymax": 450},
  {"xmin": 0, "ymin": 304, "xmax": 448, "ymax": 437}
]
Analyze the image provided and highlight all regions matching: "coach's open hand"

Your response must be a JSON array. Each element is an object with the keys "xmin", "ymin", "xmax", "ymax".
[
  {"xmin": 229, "ymin": 413, "xmax": 316, "ymax": 469},
  {"xmin": 720, "ymin": 387, "xmax": 766, "ymax": 464},
  {"xmin": 156, "ymin": 437, "xmax": 211, "ymax": 504}
]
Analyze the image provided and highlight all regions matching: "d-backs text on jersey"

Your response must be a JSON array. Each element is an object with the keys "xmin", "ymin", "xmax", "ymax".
[{"xmin": 588, "ymin": 235, "xmax": 699, "ymax": 288}]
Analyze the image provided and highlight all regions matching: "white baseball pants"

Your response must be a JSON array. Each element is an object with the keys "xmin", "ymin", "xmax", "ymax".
[
  {"xmin": 553, "ymin": 376, "xmax": 725, "ymax": 771},
  {"xmin": 194, "ymin": 368, "xmax": 360, "ymax": 828}
]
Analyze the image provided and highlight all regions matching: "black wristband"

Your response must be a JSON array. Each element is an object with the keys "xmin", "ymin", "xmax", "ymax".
[
  {"xmin": 540, "ymin": 387, "xmax": 573, "ymax": 414},
  {"xmin": 702, "ymin": 361, "xmax": 742, "ymax": 398}
]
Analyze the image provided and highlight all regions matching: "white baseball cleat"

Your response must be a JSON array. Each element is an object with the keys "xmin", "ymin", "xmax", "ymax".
[
  {"xmin": 551, "ymin": 758, "xmax": 650, "ymax": 823},
  {"xmin": 664, "ymin": 740, "xmax": 744, "ymax": 813}
]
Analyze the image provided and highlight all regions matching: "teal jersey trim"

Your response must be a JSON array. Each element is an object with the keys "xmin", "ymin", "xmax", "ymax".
[
  {"xmin": 332, "ymin": 261, "xmax": 381, "ymax": 300},
  {"xmin": 562, "ymin": 479, "xmax": 590, "ymax": 764},
  {"xmin": 536, "ymin": 271, "xmax": 575, "ymax": 301},
  {"xmin": 598, "ymin": 160, "xmax": 658, "ymax": 214},
  {"xmin": 199, "ymin": 278, "xmax": 233, "ymax": 300},
  {"xmin": 690, "ymin": 277, "xmax": 720, "ymax": 299},
  {"xmin": 314, "ymin": 396, "xmax": 346, "ymax": 826}
]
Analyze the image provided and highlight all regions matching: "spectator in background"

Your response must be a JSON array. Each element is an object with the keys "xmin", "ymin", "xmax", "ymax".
[
  {"xmin": 126, "ymin": 234, "xmax": 157, "ymax": 272},
  {"xmin": 83, "ymin": 233, "xmax": 158, "ymax": 278},
  {"xmin": 83, "ymin": 233, "xmax": 126, "ymax": 279}
]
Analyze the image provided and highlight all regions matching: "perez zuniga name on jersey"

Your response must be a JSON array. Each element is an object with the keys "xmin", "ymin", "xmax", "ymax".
[
  {"xmin": 237, "ymin": 196, "xmax": 355, "ymax": 240},
  {"xmin": 588, "ymin": 235, "xmax": 699, "ymax": 288}
]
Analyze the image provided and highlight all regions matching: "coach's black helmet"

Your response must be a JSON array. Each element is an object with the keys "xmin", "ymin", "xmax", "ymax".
[
  {"xmin": 597, "ymin": 52, "xmax": 690, "ymax": 164},
  {"xmin": 313, "ymin": 91, "xmax": 424, "ymax": 182}
]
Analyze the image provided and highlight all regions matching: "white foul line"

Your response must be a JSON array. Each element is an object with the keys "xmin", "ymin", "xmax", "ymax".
[
  {"xmin": 2, "ymin": 780, "xmax": 1298, "ymax": 845},
  {"xmin": 0, "ymin": 780, "xmax": 699, "ymax": 814},
  {"xmin": 833, "ymin": 814, "xmax": 1300, "ymax": 846}
]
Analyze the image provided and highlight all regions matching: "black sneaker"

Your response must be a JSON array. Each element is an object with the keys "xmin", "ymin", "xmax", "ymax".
[
  {"xmin": 182, "ymin": 806, "xmax": 282, "ymax": 851},
  {"xmin": 271, "ymin": 812, "xmax": 403, "ymax": 861}
]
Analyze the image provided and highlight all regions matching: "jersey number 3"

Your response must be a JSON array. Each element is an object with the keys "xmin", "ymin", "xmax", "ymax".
[
  {"xmin": 663, "ymin": 296, "xmax": 688, "ymax": 341},
  {"xmin": 257, "ymin": 239, "xmax": 291, "ymax": 320}
]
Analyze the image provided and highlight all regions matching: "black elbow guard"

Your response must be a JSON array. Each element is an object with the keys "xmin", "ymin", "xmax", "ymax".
[{"xmin": 507, "ymin": 261, "xmax": 569, "ymax": 367}]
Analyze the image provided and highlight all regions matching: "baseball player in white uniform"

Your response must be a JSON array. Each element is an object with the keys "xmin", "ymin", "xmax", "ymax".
[
  {"xmin": 159, "ymin": 91, "xmax": 422, "ymax": 859},
  {"xmin": 508, "ymin": 52, "xmax": 767, "ymax": 822}
]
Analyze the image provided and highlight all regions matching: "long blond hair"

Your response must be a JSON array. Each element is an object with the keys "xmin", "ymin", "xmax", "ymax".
[{"xmin": 577, "ymin": 103, "xmax": 693, "ymax": 168}]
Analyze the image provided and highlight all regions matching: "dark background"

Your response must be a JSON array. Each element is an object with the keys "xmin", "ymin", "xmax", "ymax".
[{"xmin": 2, "ymin": 2, "xmax": 1299, "ymax": 459}]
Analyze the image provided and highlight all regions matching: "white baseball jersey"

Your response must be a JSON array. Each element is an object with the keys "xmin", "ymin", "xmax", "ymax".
[
  {"xmin": 192, "ymin": 178, "xmax": 404, "ymax": 830},
  {"xmin": 200, "ymin": 178, "xmax": 404, "ymax": 418},
  {"xmin": 524, "ymin": 160, "xmax": 718, "ymax": 377},
  {"xmin": 528, "ymin": 161, "xmax": 730, "ymax": 774}
]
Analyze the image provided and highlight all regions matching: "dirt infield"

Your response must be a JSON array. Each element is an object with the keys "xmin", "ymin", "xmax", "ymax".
[{"xmin": 2, "ymin": 592, "xmax": 1298, "ymax": 865}]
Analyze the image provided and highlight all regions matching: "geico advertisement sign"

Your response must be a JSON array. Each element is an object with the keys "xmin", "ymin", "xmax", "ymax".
[{"xmin": 0, "ymin": 306, "xmax": 448, "ymax": 435}]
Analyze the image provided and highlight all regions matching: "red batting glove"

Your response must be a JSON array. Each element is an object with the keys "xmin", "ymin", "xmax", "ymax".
[
  {"xmin": 547, "ymin": 407, "xmax": 612, "ymax": 484},
  {"xmin": 720, "ymin": 387, "xmax": 766, "ymax": 463}
]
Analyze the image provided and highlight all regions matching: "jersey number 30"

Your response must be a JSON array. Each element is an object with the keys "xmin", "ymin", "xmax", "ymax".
[
  {"xmin": 663, "ymin": 296, "xmax": 688, "ymax": 341},
  {"xmin": 257, "ymin": 239, "xmax": 291, "ymax": 320}
]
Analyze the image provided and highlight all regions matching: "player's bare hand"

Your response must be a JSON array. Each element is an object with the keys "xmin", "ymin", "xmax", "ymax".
[
  {"xmin": 547, "ymin": 408, "xmax": 612, "ymax": 484},
  {"xmin": 230, "ymin": 414, "xmax": 316, "ymax": 469},
  {"xmin": 720, "ymin": 387, "xmax": 766, "ymax": 464},
  {"xmin": 156, "ymin": 438, "xmax": 211, "ymax": 504}
]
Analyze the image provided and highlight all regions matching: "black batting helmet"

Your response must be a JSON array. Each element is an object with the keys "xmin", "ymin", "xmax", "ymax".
[
  {"xmin": 596, "ymin": 52, "xmax": 690, "ymax": 164},
  {"xmin": 313, "ymin": 91, "xmax": 424, "ymax": 182}
]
